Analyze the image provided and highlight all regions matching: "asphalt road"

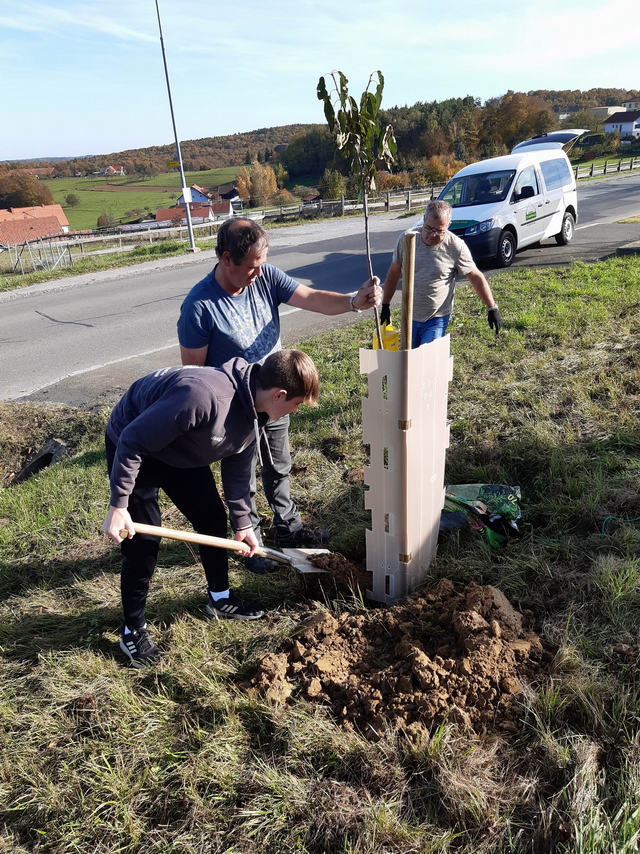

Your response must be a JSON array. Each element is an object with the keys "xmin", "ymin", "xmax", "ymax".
[{"xmin": 2, "ymin": 173, "xmax": 640, "ymax": 409}]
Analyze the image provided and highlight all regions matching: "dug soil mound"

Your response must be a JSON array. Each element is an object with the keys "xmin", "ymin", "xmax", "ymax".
[{"xmin": 248, "ymin": 578, "xmax": 553, "ymax": 738}]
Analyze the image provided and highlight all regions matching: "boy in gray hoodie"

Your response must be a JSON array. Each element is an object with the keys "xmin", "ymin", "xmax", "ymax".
[{"xmin": 102, "ymin": 349, "xmax": 319, "ymax": 667}]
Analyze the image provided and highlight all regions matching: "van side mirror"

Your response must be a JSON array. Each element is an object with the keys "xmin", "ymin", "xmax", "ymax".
[{"xmin": 517, "ymin": 185, "xmax": 535, "ymax": 200}]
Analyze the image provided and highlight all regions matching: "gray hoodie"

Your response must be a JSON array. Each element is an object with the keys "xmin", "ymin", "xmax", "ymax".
[{"xmin": 106, "ymin": 358, "xmax": 266, "ymax": 531}]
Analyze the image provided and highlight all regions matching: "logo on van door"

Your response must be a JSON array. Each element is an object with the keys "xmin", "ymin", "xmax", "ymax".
[{"xmin": 525, "ymin": 208, "xmax": 537, "ymax": 221}]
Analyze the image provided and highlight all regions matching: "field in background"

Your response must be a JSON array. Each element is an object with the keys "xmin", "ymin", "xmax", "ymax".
[
  {"xmin": 42, "ymin": 166, "xmax": 241, "ymax": 230},
  {"xmin": 1, "ymin": 256, "xmax": 640, "ymax": 852}
]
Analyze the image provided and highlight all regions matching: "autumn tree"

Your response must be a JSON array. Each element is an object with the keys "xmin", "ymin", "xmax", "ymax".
[
  {"xmin": 479, "ymin": 91, "xmax": 557, "ymax": 150},
  {"xmin": 0, "ymin": 171, "xmax": 54, "ymax": 209},
  {"xmin": 64, "ymin": 193, "xmax": 80, "ymax": 208},
  {"xmin": 250, "ymin": 162, "xmax": 277, "ymax": 206},
  {"xmin": 235, "ymin": 163, "xmax": 278, "ymax": 207},
  {"xmin": 236, "ymin": 167, "xmax": 252, "ymax": 202}
]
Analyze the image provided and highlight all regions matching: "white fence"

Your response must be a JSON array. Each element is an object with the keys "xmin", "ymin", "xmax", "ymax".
[
  {"xmin": 574, "ymin": 156, "xmax": 640, "ymax": 179},
  {"xmin": 3, "ymin": 156, "xmax": 639, "ymax": 275}
]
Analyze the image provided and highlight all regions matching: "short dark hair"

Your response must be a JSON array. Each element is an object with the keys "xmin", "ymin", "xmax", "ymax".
[
  {"xmin": 425, "ymin": 200, "xmax": 452, "ymax": 222},
  {"xmin": 216, "ymin": 218, "xmax": 268, "ymax": 265},
  {"xmin": 257, "ymin": 350, "xmax": 320, "ymax": 406}
]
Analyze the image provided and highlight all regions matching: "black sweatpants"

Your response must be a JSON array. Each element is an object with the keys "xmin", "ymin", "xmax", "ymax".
[{"xmin": 106, "ymin": 434, "xmax": 229, "ymax": 629}]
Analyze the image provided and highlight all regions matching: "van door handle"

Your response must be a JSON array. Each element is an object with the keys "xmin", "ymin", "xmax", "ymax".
[
  {"xmin": 545, "ymin": 200, "xmax": 551, "ymax": 204},
  {"xmin": 537, "ymin": 203, "xmax": 543, "ymax": 207}
]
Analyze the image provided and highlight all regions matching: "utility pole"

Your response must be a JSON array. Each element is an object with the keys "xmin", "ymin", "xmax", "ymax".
[{"xmin": 154, "ymin": 0, "xmax": 198, "ymax": 252}]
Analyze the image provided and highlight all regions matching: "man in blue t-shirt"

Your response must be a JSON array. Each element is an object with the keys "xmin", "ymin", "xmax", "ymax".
[{"xmin": 178, "ymin": 218, "xmax": 381, "ymax": 572}]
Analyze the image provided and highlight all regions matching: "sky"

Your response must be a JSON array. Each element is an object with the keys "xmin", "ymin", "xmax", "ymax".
[{"xmin": 1, "ymin": 0, "xmax": 638, "ymax": 161}]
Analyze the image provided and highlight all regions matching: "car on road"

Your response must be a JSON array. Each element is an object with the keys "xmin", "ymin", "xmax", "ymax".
[{"xmin": 435, "ymin": 130, "xmax": 587, "ymax": 267}]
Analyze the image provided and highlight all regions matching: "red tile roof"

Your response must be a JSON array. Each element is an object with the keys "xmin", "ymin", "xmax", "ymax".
[
  {"xmin": 0, "ymin": 204, "xmax": 69, "ymax": 228},
  {"xmin": 0, "ymin": 216, "xmax": 64, "ymax": 246},
  {"xmin": 155, "ymin": 205, "xmax": 213, "ymax": 222},
  {"xmin": 210, "ymin": 201, "xmax": 232, "ymax": 214}
]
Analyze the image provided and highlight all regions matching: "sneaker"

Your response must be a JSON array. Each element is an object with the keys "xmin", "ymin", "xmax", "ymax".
[
  {"xmin": 119, "ymin": 625, "xmax": 161, "ymax": 668},
  {"xmin": 205, "ymin": 591, "xmax": 265, "ymax": 620},
  {"xmin": 244, "ymin": 554, "xmax": 281, "ymax": 574},
  {"xmin": 274, "ymin": 525, "xmax": 330, "ymax": 549}
]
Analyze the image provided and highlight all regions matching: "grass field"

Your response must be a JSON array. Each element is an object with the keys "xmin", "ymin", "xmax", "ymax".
[
  {"xmin": 2, "ymin": 256, "xmax": 640, "ymax": 852},
  {"xmin": 42, "ymin": 166, "xmax": 242, "ymax": 230}
]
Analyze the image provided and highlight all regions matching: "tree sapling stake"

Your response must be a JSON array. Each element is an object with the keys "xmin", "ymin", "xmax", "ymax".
[{"xmin": 317, "ymin": 70, "xmax": 397, "ymax": 347}]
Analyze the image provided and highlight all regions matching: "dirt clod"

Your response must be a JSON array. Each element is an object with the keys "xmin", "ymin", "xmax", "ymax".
[{"xmin": 248, "ymin": 579, "xmax": 552, "ymax": 737}]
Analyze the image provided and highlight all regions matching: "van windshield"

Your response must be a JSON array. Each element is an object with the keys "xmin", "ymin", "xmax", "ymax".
[{"xmin": 439, "ymin": 170, "xmax": 516, "ymax": 207}]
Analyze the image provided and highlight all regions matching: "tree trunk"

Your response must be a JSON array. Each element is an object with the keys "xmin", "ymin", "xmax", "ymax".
[{"xmin": 362, "ymin": 177, "xmax": 383, "ymax": 348}]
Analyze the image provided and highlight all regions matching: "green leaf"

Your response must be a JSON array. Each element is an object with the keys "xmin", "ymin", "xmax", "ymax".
[{"xmin": 373, "ymin": 71, "xmax": 384, "ymax": 111}]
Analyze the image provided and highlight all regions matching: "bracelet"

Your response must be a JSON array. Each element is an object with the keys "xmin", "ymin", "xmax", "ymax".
[{"xmin": 349, "ymin": 294, "xmax": 362, "ymax": 313}]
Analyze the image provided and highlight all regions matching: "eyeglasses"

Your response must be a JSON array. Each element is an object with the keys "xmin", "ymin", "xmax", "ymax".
[{"xmin": 422, "ymin": 224, "xmax": 448, "ymax": 237}]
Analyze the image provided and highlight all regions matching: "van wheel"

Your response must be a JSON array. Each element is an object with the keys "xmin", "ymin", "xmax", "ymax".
[
  {"xmin": 555, "ymin": 212, "xmax": 575, "ymax": 245},
  {"xmin": 495, "ymin": 231, "xmax": 516, "ymax": 267}
]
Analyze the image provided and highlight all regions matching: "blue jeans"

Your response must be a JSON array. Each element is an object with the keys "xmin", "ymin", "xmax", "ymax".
[{"xmin": 412, "ymin": 315, "xmax": 450, "ymax": 348}]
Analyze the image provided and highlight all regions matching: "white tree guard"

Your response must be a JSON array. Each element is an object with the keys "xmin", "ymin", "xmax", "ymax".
[{"xmin": 359, "ymin": 336, "xmax": 453, "ymax": 603}]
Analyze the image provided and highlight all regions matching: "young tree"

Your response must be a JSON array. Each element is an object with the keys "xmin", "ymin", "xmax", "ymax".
[
  {"xmin": 318, "ymin": 168, "xmax": 346, "ymax": 200},
  {"xmin": 317, "ymin": 70, "xmax": 397, "ymax": 345},
  {"xmin": 64, "ymin": 193, "xmax": 80, "ymax": 208}
]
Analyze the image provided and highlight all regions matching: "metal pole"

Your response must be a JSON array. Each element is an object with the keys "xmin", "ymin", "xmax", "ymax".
[{"xmin": 154, "ymin": 0, "xmax": 198, "ymax": 253}]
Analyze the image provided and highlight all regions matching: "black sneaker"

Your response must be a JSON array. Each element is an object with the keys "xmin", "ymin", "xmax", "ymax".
[
  {"xmin": 274, "ymin": 526, "xmax": 330, "ymax": 549},
  {"xmin": 244, "ymin": 554, "xmax": 281, "ymax": 574},
  {"xmin": 205, "ymin": 591, "xmax": 265, "ymax": 620},
  {"xmin": 119, "ymin": 625, "xmax": 161, "ymax": 668}
]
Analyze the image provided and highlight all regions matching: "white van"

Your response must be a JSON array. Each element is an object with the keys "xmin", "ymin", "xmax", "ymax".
[{"xmin": 436, "ymin": 130, "xmax": 587, "ymax": 267}]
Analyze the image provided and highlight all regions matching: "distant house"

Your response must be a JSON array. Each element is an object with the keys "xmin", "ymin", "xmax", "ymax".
[
  {"xmin": 178, "ymin": 185, "xmax": 211, "ymax": 205},
  {"xmin": 623, "ymin": 99, "xmax": 640, "ymax": 111},
  {"xmin": 302, "ymin": 194, "xmax": 321, "ymax": 205},
  {"xmin": 100, "ymin": 165, "xmax": 126, "ymax": 176},
  {"xmin": 553, "ymin": 106, "xmax": 581, "ymax": 121},
  {"xmin": 7, "ymin": 166, "xmax": 56, "ymax": 179},
  {"xmin": 216, "ymin": 183, "xmax": 241, "ymax": 201},
  {"xmin": 0, "ymin": 216, "xmax": 64, "ymax": 247},
  {"xmin": 0, "ymin": 204, "xmax": 70, "ymax": 233},
  {"xmin": 156, "ymin": 200, "xmax": 233, "ymax": 224},
  {"xmin": 155, "ymin": 205, "xmax": 215, "ymax": 225},
  {"xmin": 589, "ymin": 106, "xmax": 626, "ymax": 119},
  {"xmin": 604, "ymin": 111, "xmax": 640, "ymax": 139},
  {"xmin": 210, "ymin": 200, "xmax": 233, "ymax": 218}
]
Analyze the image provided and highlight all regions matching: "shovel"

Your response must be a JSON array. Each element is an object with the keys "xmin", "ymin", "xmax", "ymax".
[{"xmin": 119, "ymin": 522, "xmax": 328, "ymax": 573}]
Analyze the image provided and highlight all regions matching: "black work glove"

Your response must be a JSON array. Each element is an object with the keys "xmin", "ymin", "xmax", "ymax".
[
  {"xmin": 487, "ymin": 306, "xmax": 502, "ymax": 336},
  {"xmin": 380, "ymin": 303, "xmax": 391, "ymax": 326}
]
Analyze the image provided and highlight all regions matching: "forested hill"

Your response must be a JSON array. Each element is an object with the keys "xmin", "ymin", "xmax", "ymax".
[
  {"xmin": 3, "ymin": 125, "xmax": 318, "ymax": 177},
  {"xmin": 5, "ymin": 87, "xmax": 638, "ymax": 181}
]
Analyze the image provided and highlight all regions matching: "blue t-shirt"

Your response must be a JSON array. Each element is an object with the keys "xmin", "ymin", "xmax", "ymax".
[{"xmin": 177, "ymin": 263, "xmax": 300, "ymax": 367}]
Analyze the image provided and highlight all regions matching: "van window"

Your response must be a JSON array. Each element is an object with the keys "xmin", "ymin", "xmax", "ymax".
[
  {"xmin": 510, "ymin": 166, "xmax": 539, "ymax": 203},
  {"xmin": 540, "ymin": 157, "xmax": 572, "ymax": 191},
  {"xmin": 439, "ymin": 170, "xmax": 515, "ymax": 207}
]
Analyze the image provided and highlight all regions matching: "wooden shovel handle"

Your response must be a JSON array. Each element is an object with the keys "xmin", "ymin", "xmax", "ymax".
[{"xmin": 120, "ymin": 522, "xmax": 253, "ymax": 555}]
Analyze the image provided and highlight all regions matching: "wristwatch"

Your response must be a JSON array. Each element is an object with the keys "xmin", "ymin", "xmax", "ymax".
[{"xmin": 349, "ymin": 294, "xmax": 362, "ymax": 313}]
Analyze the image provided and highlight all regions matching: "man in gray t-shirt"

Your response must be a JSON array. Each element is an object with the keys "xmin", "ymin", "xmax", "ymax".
[
  {"xmin": 178, "ymin": 218, "xmax": 381, "ymax": 573},
  {"xmin": 380, "ymin": 200, "xmax": 501, "ymax": 347}
]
